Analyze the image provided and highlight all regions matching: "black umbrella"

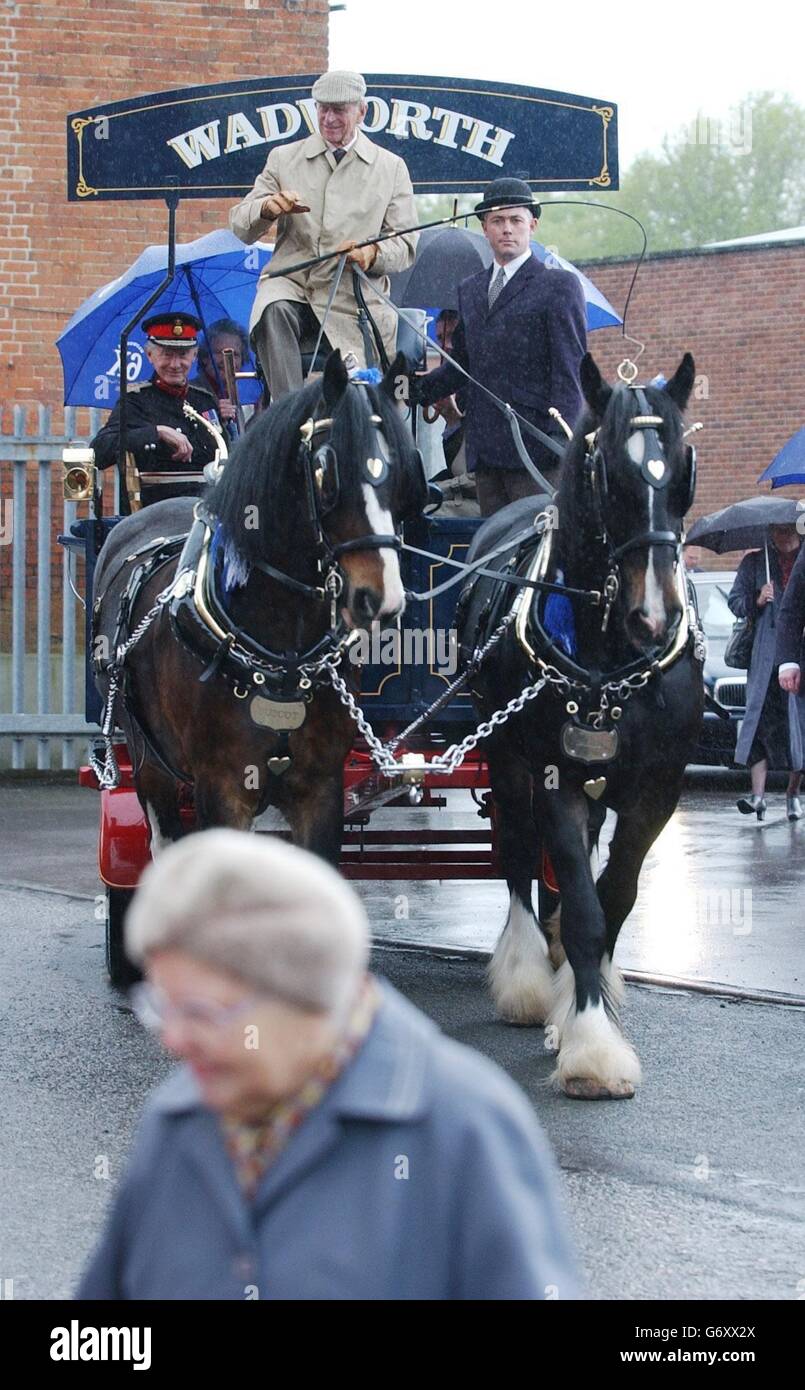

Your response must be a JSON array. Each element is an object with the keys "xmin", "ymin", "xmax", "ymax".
[
  {"xmin": 687, "ymin": 497, "xmax": 804, "ymax": 555},
  {"xmin": 389, "ymin": 226, "xmax": 492, "ymax": 308}
]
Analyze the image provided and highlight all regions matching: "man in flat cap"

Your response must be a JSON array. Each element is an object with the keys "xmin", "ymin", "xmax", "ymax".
[
  {"xmin": 230, "ymin": 70, "xmax": 418, "ymax": 400},
  {"xmin": 91, "ymin": 312, "xmax": 223, "ymax": 507},
  {"xmin": 416, "ymin": 179, "xmax": 587, "ymax": 516}
]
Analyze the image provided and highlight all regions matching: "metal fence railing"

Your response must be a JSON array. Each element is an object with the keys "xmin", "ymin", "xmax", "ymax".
[{"xmin": 0, "ymin": 405, "xmax": 118, "ymax": 771}]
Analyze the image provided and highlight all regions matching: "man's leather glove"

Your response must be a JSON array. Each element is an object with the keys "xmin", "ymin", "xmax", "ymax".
[
  {"xmin": 336, "ymin": 239, "xmax": 379, "ymax": 272},
  {"xmin": 260, "ymin": 189, "xmax": 309, "ymax": 221}
]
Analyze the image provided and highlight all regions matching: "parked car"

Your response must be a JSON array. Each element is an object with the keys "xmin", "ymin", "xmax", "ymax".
[{"xmin": 688, "ymin": 570, "xmax": 746, "ymax": 766}]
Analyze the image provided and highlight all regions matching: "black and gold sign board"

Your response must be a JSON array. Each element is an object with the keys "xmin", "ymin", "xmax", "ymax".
[{"xmin": 67, "ymin": 73, "xmax": 618, "ymax": 201}]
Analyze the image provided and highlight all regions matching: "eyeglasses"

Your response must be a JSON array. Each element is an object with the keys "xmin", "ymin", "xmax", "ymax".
[{"xmin": 129, "ymin": 982, "xmax": 262, "ymax": 1034}]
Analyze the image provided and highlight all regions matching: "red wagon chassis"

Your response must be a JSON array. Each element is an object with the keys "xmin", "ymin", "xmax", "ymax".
[{"xmin": 79, "ymin": 739, "xmax": 519, "ymax": 886}]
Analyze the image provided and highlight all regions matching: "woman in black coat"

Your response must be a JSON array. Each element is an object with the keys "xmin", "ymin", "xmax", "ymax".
[{"xmin": 728, "ymin": 525, "xmax": 804, "ymax": 820}]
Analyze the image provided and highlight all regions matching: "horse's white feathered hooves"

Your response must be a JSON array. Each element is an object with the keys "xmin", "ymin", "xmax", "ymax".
[
  {"xmin": 487, "ymin": 895, "xmax": 554, "ymax": 1025},
  {"xmin": 551, "ymin": 1000, "xmax": 642, "ymax": 1100}
]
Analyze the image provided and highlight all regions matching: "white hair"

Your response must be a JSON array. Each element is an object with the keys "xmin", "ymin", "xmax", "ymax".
[{"xmin": 125, "ymin": 830, "xmax": 369, "ymax": 1023}]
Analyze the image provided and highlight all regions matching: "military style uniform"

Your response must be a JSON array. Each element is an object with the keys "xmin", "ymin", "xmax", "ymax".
[{"xmin": 91, "ymin": 376, "xmax": 222, "ymax": 507}]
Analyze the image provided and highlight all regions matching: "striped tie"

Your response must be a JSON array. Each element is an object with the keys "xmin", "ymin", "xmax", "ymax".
[
  {"xmin": 488, "ymin": 265, "xmax": 507, "ymax": 309},
  {"xmin": 333, "ymin": 147, "xmax": 346, "ymax": 164}
]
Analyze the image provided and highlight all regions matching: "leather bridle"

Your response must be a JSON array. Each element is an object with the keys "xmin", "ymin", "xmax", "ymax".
[
  {"xmin": 251, "ymin": 384, "xmax": 426, "ymax": 615},
  {"xmin": 584, "ymin": 385, "xmax": 697, "ymax": 628}
]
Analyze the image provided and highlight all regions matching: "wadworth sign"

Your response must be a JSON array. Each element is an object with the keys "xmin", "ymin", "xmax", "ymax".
[{"xmin": 67, "ymin": 74, "xmax": 618, "ymax": 201}]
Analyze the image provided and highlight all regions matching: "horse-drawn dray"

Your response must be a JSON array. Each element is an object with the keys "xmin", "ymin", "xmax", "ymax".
[{"xmin": 61, "ymin": 73, "xmax": 711, "ymax": 1100}]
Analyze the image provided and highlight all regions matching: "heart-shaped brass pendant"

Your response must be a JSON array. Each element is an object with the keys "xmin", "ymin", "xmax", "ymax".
[
  {"xmin": 268, "ymin": 756, "xmax": 291, "ymax": 776},
  {"xmin": 647, "ymin": 458, "xmax": 665, "ymax": 481},
  {"xmin": 583, "ymin": 776, "xmax": 607, "ymax": 800},
  {"xmin": 366, "ymin": 458, "xmax": 384, "ymax": 479}
]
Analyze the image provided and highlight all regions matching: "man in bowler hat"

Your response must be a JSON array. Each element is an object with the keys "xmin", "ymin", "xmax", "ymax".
[{"xmin": 416, "ymin": 178, "xmax": 587, "ymax": 516}]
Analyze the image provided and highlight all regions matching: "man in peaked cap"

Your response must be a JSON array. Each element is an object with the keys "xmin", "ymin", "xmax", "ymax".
[
  {"xmin": 230, "ymin": 70, "xmax": 418, "ymax": 400},
  {"xmin": 416, "ymin": 178, "xmax": 587, "ymax": 516},
  {"xmin": 91, "ymin": 312, "xmax": 223, "ymax": 507}
]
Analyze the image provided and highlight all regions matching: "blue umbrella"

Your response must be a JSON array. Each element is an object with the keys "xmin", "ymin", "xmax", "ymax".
[
  {"xmin": 533, "ymin": 243, "xmax": 622, "ymax": 331},
  {"xmin": 389, "ymin": 226, "xmax": 621, "ymax": 330},
  {"xmin": 757, "ymin": 426, "xmax": 805, "ymax": 489},
  {"xmin": 56, "ymin": 229, "xmax": 272, "ymax": 408}
]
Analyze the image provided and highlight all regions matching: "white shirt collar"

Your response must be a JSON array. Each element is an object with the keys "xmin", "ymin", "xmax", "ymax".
[
  {"xmin": 491, "ymin": 248, "xmax": 532, "ymax": 282},
  {"xmin": 326, "ymin": 133, "xmax": 358, "ymax": 154}
]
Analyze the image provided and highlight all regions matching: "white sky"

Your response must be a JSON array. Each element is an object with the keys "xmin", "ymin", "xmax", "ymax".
[{"xmin": 330, "ymin": 0, "xmax": 805, "ymax": 170}]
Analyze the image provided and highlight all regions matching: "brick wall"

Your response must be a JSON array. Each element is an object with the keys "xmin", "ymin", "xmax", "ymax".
[
  {"xmin": 575, "ymin": 241, "xmax": 805, "ymax": 570},
  {"xmin": 1, "ymin": 0, "xmax": 328, "ymax": 647},
  {"xmin": 1, "ymin": 0, "xmax": 329, "ymax": 410}
]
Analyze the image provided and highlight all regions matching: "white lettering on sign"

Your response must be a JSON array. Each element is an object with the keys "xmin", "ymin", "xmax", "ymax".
[
  {"xmin": 387, "ymin": 100, "xmax": 434, "ymax": 142},
  {"xmin": 255, "ymin": 102, "xmax": 302, "ymax": 143},
  {"xmin": 166, "ymin": 119, "xmax": 222, "ymax": 169},
  {"xmin": 166, "ymin": 102, "xmax": 516, "ymax": 170},
  {"xmin": 361, "ymin": 96, "xmax": 390, "ymax": 135},
  {"xmin": 297, "ymin": 98, "xmax": 318, "ymax": 134},
  {"xmin": 462, "ymin": 117, "xmax": 515, "ymax": 166},
  {"xmin": 224, "ymin": 113, "xmax": 265, "ymax": 153},
  {"xmin": 430, "ymin": 107, "xmax": 474, "ymax": 150}
]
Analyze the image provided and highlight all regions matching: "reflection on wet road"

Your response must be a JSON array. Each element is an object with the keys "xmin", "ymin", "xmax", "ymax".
[
  {"xmin": 362, "ymin": 785, "xmax": 805, "ymax": 996},
  {"xmin": 1, "ymin": 779, "xmax": 802, "ymax": 996}
]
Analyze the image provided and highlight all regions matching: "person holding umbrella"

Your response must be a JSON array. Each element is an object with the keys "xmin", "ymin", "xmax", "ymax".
[{"xmin": 728, "ymin": 524, "xmax": 804, "ymax": 820}]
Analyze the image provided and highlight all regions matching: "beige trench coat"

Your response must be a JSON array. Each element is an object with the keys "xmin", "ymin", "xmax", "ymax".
[{"xmin": 229, "ymin": 131, "xmax": 418, "ymax": 366}]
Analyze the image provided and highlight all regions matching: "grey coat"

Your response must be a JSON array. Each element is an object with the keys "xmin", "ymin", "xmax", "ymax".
[
  {"xmin": 75, "ymin": 982, "xmax": 581, "ymax": 1301},
  {"xmin": 728, "ymin": 547, "xmax": 805, "ymax": 768}
]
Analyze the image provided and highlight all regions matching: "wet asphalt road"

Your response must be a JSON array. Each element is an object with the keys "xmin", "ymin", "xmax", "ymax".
[{"xmin": 1, "ymin": 778, "xmax": 804, "ymax": 1300}]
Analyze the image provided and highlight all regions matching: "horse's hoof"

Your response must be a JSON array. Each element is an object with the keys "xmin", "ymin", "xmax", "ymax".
[{"xmin": 563, "ymin": 1077, "xmax": 636, "ymax": 1101}]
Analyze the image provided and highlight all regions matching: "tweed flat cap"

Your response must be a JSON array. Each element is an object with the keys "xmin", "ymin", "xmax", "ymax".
[{"xmin": 311, "ymin": 70, "xmax": 366, "ymax": 104}]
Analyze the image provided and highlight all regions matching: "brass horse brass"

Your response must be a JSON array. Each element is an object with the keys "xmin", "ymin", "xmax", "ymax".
[
  {"xmin": 561, "ymin": 721, "xmax": 619, "ymax": 763},
  {"xmin": 249, "ymin": 696, "xmax": 307, "ymax": 731}
]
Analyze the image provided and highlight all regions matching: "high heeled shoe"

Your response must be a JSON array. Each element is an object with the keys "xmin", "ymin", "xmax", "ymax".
[
  {"xmin": 787, "ymin": 795, "xmax": 803, "ymax": 821},
  {"xmin": 736, "ymin": 794, "xmax": 767, "ymax": 820}
]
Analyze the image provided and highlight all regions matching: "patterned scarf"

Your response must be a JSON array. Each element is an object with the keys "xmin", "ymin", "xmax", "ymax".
[
  {"xmin": 220, "ymin": 976, "xmax": 379, "ymax": 1200},
  {"xmin": 154, "ymin": 375, "xmax": 189, "ymax": 399}
]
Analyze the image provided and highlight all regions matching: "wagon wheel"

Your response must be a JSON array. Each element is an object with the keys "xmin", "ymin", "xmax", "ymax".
[{"xmin": 105, "ymin": 887, "xmax": 142, "ymax": 989}]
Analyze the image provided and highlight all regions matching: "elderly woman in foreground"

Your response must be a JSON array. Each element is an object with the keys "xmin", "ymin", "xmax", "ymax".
[{"xmin": 76, "ymin": 830, "xmax": 580, "ymax": 1301}]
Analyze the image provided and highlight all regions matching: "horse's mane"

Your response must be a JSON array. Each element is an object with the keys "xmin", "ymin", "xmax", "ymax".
[{"xmin": 206, "ymin": 376, "xmax": 416, "ymax": 564}]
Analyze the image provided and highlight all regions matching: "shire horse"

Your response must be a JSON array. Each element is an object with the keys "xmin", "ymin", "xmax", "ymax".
[
  {"xmin": 92, "ymin": 351, "xmax": 426, "ymax": 863},
  {"xmin": 458, "ymin": 353, "xmax": 703, "ymax": 1098}
]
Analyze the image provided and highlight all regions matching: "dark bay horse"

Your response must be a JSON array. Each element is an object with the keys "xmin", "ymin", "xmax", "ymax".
[
  {"xmin": 92, "ymin": 351, "xmax": 426, "ymax": 864},
  {"xmin": 458, "ymin": 353, "xmax": 703, "ymax": 1098}
]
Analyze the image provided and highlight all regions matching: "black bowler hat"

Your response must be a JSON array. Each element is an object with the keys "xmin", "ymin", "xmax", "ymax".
[
  {"xmin": 142, "ymin": 311, "xmax": 202, "ymax": 348},
  {"xmin": 474, "ymin": 177, "xmax": 541, "ymax": 220}
]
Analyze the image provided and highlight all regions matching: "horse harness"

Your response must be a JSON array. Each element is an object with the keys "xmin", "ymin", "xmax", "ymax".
[
  {"xmin": 92, "ymin": 392, "xmax": 426, "ymax": 786},
  {"xmin": 457, "ymin": 389, "xmax": 704, "ymax": 773}
]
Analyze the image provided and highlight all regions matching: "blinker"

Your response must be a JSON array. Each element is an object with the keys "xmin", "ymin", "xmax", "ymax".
[{"xmin": 313, "ymin": 443, "xmax": 339, "ymax": 513}]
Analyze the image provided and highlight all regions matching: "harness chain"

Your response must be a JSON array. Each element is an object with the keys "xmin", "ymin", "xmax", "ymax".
[{"xmin": 89, "ymin": 596, "xmax": 166, "ymax": 790}]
